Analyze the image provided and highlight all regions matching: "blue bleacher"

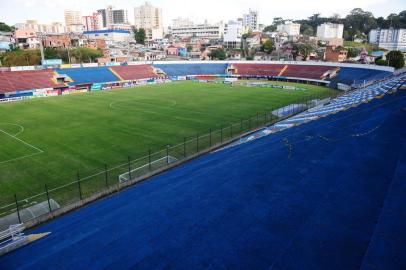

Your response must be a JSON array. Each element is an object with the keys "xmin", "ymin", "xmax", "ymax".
[
  {"xmin": 330, "ymin": 67, "xmax": 392, "ymax": 87},
  {"xmin": 55, "ymin": 67, "xmax": 119, "ymax": 85},
  {"xmin": 153, "ymin": 63, "xmax": 228, "ymax": 76},
  {"xmin": 1, "ymin": 77, "xmax": 405, "ymax": 269}
]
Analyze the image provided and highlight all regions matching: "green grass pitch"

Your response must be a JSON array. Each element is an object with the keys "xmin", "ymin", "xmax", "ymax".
[{"xmin": 0, "ymin": 80, "xmax": 338, "ymax": 205}]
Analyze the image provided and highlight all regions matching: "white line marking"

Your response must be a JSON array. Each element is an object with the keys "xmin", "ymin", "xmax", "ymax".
[
  {"xmin": 0, "ymin": 152, "xmax": 44, "ymax": 165},
  {"xmin": 0, "ymin": 129, "xmax": 44, "ymax": 153},
  {"xmin": 0, "ymin": 129, "xmax": 44, "ymax": 164},
  {"xmin": 0, "ymin": 123, "xmax": 24, "ymax": 136}
]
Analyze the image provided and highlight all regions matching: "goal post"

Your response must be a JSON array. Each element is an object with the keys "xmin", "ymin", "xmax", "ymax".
[{"xmin": 119, "ymin": 155, "xmax": 178, "ymax": 183}]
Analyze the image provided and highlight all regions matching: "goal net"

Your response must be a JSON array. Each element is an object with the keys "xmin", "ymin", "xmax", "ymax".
[{"xmin": 119, "ymin": 155, "xmax": 178, "ymax": 183}]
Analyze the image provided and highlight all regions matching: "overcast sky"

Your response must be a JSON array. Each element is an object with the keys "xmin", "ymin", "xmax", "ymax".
[{"xmin": 1, "ymin": 0, "xmax": 404, "ymax": 27}]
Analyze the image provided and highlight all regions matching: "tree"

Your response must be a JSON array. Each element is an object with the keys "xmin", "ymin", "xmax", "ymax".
[
  {"xmin": 0, "ymin": 50, "xmax": 41, "ymax": 66},
  {"xmin": 273, "ymin": 17, "xmax": 284, "ymax": 26},
  {"xmin": 209, "ymin": 48, "xmax": 227, "ymax": 60},
  {"xmin": 241, "ymin": 32, "xmax": 251, "ymax": 58},
  {"xmin": 133, "ymin": 27, "xmax": 146, "ymax": 45},
  {"xmin": 330, "ymin": 13, "xmax": 341, "ymax": 23},
  {"xmin": 386, "ymin": 50, "xmax": 405, "ymax": 69},
  {"xmin": 262, "ymin": 40, "xmax": 275, "ymax": 54},
  {"xmin": 344, "ymin": 8, "xmax": 377, "ymax": 40},
  {"xmin": 287, "ymin": 41, "xmax": 315, "ymax": 60},
  {"xmin": 301, "ymin": 24, "xmax": 314, "ymax": 36},
  {"xmin": 44, "ymin": 48, "xmax": 58, "ymax": 59},
  {"xmin": 0, "ymin": 22, "xmax": 13, "ymax": 32},
  {"xmin": 347, "ymin": 47, "xmax": 360, "ymax": 58},
  {"xmin": 263, "ymin": 25, "xmax": 276, "ymax": 32},
  {"xmin": 375, "ymin": 58, "xmax": 388, "ymax": 66}
]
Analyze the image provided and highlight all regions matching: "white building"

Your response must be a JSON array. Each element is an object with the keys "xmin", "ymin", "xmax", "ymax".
[
  {"xmin": 317, "ymin": 23, "xmax": 343, "ymax": 39},
  {"xmin": 66, "ymin": 24, "xmax": 84, "ymax": 33},
  {"xmin": 172, "ymin": 17, "xmax": 194, "ymax": 28},
  {"xmin": 64, "ymin": 10, "xmax": 82, "ymax": 26},
  {"xmin": 97, "ymin": 6, "xmax": 129, "ymax": 29},
  {"xmin": 369, "ymin": 28, "xmax": 406, "ymax": 52},
  {"xmin": 15, "ymin": 20, "xmax": 66, "ymax": 34},
  {"xmin": 171, "ymin": 21, "xmax": 225, "ymax": 39},
  {"xmin": 83, "ymin": 29, "xmax": 131, "ymax": 43},
  {"xmin": 224, "ymin": 20, "xmax": 243, "ymax": 48},
  {"xmin": 243, "ymin": 9, "xmax": 258, "ymax": 31},
  {"xmin": 134, "ymin": 2, "xmax": 163, "ymax": 41},
  {"xmin": 113, "ymin": 9, "xmax": 128, "ymax": 24},
  {"xmin": 82, "ymin": 13, "xmax": 104, "ymax": 31},
  {"xmin": 277, "ymin": 21, "xmax": 301, "ymax": 37},
  {"xmin": 317, "ymin": 23, "xmax": 344, "ymax": 46}
]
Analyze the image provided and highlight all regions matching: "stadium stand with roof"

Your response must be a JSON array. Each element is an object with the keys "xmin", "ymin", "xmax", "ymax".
[{"xmin": 0, "ymin": 71, "xmax": 405, "ymax": 269}]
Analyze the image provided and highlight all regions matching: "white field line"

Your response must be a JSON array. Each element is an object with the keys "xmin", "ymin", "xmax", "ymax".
[
  {"xmin": 0, "ymin": 123, "xmax": 25, "ymax": 137},
  {"xmin": 0, "ymin": 128, "xmax": 44, "ymax": 164},
  {"xmin": 0, "ymin": 152, "xmax": 44, "ymax": 165}
]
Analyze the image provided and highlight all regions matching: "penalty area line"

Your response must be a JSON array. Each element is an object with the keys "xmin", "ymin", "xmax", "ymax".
[{"xmin": 0, "ymin": 129, "xmax": 45, "ymax": 164}]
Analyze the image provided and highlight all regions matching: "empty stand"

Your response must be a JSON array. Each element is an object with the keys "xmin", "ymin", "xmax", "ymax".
[
  {"xmin": 54, "ymin": 67, "xmax": 119, "ymax": 85},
  {"xmin": 110, "ymin": 65, "xmax": 161, "ymax": 80},
  {"xmin": 154, "ymin": 64, "xmax": 228, "ymax": 76},
  {"xmin": 281, "ymin": 65, "xmax": 336, "ymax": 80},
  {"xmin": 329, "ymin": 67, "xmax": 391, "ymax": 87},
  {"xmin": 231, "ymin": 64, "xmax": 286, "ymax": 76},
  {"xmin": 0, "ymin": 70, "xmax": 61, "ymax": 93}
]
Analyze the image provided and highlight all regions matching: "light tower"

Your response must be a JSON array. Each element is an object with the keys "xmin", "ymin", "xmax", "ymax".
[{"xmin": 36, "ymin": 32, "xmax": 46, "ymax": 64}]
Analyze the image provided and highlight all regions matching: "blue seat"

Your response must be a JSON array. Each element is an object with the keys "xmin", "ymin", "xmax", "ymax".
[
  {"xmin": 55, "ymin": 67, "xmax": 119, "ymax": 85},
  {"xmin": 330, "ymin": 67, "xmax": 391, "ymax": 87},
  {"xmin": 153, "ymin": 64, "xmax": 228, "ymax": 76}
]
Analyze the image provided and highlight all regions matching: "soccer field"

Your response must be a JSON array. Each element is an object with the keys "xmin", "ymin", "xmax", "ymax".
[{"xmin": 0, "ymin": 80, "xmax": 337, "ymax": 206}]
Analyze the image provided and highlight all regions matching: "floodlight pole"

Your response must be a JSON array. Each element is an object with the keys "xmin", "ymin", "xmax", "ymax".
[{"xmin": 36, "ymin": 32, "xmax": 46, "ymax": 64}]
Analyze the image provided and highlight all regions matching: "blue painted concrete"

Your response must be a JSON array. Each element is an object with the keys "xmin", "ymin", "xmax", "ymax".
[{"xmin": 1, "ymin": 90, "xmax": 405, "ymax": 269}]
